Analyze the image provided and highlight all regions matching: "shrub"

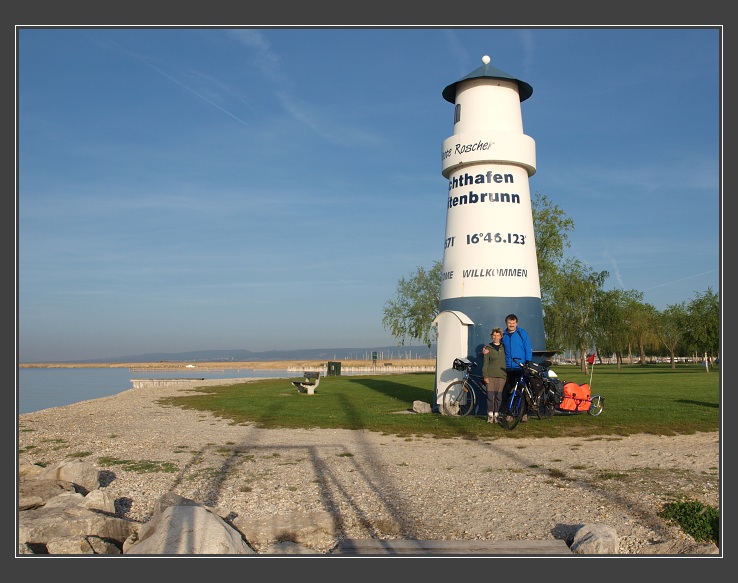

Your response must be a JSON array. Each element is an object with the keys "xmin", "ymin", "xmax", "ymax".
[{"xmin": 659, "ymin": 500, "xmax": 719, "ymax": 546}]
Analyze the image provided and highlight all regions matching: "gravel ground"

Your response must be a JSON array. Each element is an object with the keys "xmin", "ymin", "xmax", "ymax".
[{"xmin": 17, "ymin": 378, "xmax": 721, "ymax": 555}]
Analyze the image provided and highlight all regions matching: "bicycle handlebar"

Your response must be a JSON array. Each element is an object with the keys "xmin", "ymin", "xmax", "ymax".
[{"xmin": 512, "ymin": 358, "xmax": 550, "ymax": 379}]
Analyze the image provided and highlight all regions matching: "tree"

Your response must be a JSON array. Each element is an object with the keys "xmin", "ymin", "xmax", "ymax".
[
  {"xmin": 626, "ymin": 301, "xmax": 660, "ymax": 365},
  {"xmin": 655, "ymin": 303, "xmax": 689, "ymax": 369},
  {"xmin": 531, "ymin": 192, "xmax": 575, "ymax": 306},
  {"xmin": 382, "ymin": 261, "xmax": 442, "ymax": 349},
  {"xmin": 684, "ymin": 288, "xmax": 720, "ymax": 368},
  {"xmin": 592, "ymin": 288, "xmax": 642, "ymax": 368},
  {"xmin": 542, "ymin": 258, "xmax": 608, "ymax": 372}
]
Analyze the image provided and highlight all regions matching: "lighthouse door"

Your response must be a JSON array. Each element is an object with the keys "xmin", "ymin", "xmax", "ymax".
[{"xmin": 432, "ymin": 310, "xmax": 474, "ymax": 412}]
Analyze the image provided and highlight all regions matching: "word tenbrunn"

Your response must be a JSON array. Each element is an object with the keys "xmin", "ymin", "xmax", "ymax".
[{"xmin": 447, "ymin": 190, "xmax": 521, "ymax": 209}]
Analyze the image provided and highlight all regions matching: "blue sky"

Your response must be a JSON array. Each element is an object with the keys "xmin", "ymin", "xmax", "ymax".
[{"xmin": 16, "ymin": 26, "xmax": 721, "ymax": 362}]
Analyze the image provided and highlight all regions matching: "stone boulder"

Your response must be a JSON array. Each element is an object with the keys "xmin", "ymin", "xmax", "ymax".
[
  {"xmin": 18, "ymin": 479, "xmax": 77, "ymax": 510},
  {"xmin": 35, "ymin": 459, "xmax": 101, "ymax": 494},
  {"xmin": 412, "ymin": 400, "xmax": 432, "ymax": 414},
  {"xmin": 19, "ymin": 462, "xmax": 47, "ymax": 479},
  {"xmin": 45, "ymin": 535, "xmax": 122, "ymax": 555},
  {"xmin": 18, "ymin": 491, "xmax": 137, "ymax": 551},
  {"xmin": 123, "ymin": 505, "xmax": 255, "ymax": 555},
  {"xmin": 570, "ymin": 523, "xmax": 619, "ymax": 554}
]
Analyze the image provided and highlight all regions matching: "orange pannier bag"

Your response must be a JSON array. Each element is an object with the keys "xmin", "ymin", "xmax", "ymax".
[{"xmin": 560, "ymin": 382, "xmax": 591, "ymax": 412}]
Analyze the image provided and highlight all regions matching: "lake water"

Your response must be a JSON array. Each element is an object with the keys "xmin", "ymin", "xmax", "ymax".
[{"xmin": 17, "ymin": 368, "xmax": 302, "ymax": 415}]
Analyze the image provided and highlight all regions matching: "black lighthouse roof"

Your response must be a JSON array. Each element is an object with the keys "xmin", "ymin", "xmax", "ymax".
[{"xmin": 442, "ymin": 55, "xmax": 533, "ymax": 104}]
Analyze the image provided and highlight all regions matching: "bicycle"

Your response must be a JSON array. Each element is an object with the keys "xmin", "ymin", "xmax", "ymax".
[
  {"xmin": 498, "ymin": 358, "xmax": 558, "ymax": 430},
  {"xmin": 441, "ymin": 358, "xmax": 486, "ymax": 417}
]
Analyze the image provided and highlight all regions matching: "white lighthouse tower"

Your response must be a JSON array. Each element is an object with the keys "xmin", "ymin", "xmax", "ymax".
[{"xmin": 433, "ymin": 55, "xmax": 545, "ymax": 411}]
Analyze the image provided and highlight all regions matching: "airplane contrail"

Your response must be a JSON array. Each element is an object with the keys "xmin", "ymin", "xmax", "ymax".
[
  {"xmin": 105, "ymin": 37, "xmax": 250, "ymax": 127},
  {"xmin": 645, "ymin": 270, "xmax": 718, "ymax": 291}
]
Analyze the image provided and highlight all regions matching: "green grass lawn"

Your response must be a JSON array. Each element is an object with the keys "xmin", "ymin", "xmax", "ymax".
[{"xmin": 157, "ymin": 363, "xmax": 720, "ymax": 440}]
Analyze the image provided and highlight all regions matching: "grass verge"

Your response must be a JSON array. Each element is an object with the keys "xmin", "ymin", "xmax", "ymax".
[{"xmin": 156, "ymin": 363, "xmax": 719, "ymax": 440}]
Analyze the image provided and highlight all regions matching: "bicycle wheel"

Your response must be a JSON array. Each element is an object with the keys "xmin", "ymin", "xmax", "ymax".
[
  {"xmin": 441, "ymin": 380, "xmax": 476, "ymax": 417},
  {"xmin": 536, "ymin": 391, "xmax": 555, "ymax": 420},
  {"xmin": 588, "ymin": 395, "xmax": 604, "ymax": 416},
  {"xmin": 498, "ymin": 389, "xmax": 524, "ymax": 430}
]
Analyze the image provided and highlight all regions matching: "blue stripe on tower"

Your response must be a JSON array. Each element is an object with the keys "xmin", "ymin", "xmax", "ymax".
[{"xmin": 439, "ymin": 296, "xmax": 545, "ymax": 359}]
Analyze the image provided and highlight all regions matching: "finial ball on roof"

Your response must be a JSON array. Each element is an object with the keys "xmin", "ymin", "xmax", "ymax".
[{"xmin": 482, "ymin": 55, "xmax": 491, "ymax": 65}]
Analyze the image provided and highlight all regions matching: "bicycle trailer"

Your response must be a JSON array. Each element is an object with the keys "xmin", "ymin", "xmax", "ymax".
[{"xmin": 559, "ymin": 382, "xmax": 592, "ymax": 412}]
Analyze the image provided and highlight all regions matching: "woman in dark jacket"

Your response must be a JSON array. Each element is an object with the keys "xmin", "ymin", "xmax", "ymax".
[{"xmin": 482, "ymin": 327, "xmax": 506, "ymax": 423}]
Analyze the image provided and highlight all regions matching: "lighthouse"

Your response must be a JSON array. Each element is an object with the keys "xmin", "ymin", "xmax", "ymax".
[{"xmin": 433, "ymin": 55, "xmax": 546, "ymax": 411}]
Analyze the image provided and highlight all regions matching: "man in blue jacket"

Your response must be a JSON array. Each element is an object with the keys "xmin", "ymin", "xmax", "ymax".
[{"xmin": 500, "ymin": 313, "xmax": 533, "ymax": 422}]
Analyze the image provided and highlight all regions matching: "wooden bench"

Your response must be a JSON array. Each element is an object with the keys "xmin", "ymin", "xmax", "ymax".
[
  {"xmin": 292, "ymin": 371, "xmax": 321, "ymax": 395},
  {"xmin": 332, "ymin": 538, "xmax": 572, "ymax": 555}
]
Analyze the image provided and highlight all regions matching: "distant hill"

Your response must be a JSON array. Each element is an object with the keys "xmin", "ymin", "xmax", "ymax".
[{"xmin": 57, "ymin": 345, "xmax": 436, "ymax": 364}]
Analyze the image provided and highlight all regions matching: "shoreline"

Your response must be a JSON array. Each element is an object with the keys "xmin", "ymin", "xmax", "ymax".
[{"xmin": 18, "ymin": 359, "xmax": 438, "ymax": 368}]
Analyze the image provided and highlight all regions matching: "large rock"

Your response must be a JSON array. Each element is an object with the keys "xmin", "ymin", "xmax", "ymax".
[
  {"xmin": 18, "ymin": 479, "xmax": 77, "ymax": 510},
  {"xmin": 412, "ymin": 400, "xmax": 432, "ymax": 414},
  {"xmin": 35, "ymin": 460, "xmax": 101, "ymax": 494},
  {"xmin": 570, "ymin": 523, "xmax": 619, "ymax": 554},
  {"xmin": 45, "ymin": 535, "xmax": 122, "ymax": 555},
  {"xmin": 124, "ymin": 505, "xmax": 255, "ymax": 555},
  {"xmin": 18, "ymin": 462, "xmax": 47, "ymax": 479},
  {"xmin": 83, "ymin": 488, "xmax": 117, "ymax": 513},
  {"xmin": 18, "ymin": 491, "xmax": 137, "ymax": 550},
  {"xmin": 18, "ymin": 462, "xmax": 137, "ymax": 554}
]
